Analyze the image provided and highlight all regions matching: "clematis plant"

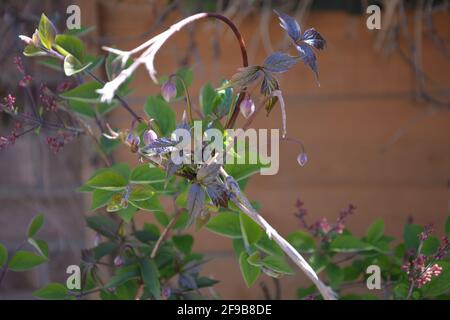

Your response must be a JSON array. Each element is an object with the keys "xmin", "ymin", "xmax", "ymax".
[{"xmin": 10, "ymin": 10, "xmax": 338, "ymax": 300}]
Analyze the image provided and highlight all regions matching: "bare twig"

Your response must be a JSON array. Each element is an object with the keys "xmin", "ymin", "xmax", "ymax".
[{"xmin": 150, "ymin": 209, "xmax": 183, "ymax": 259}]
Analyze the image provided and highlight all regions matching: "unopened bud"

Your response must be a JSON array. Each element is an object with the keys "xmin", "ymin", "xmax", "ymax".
[
  {"xmin": 161, "ymin": 81, "xmax": 177, "ymax": 102},
  {"xmin": 18, "ymin": 35, "xmax": 33, "ymax": 45},
  {"xmin": 297, "ymin": 152, "xmax": 308, "ymax": 166},
  {"xmin": 143, "ymin": 129, "xmax": 157, "ymax": 145},
  {"xmin": 239, "ymin": 98, "xmax": 255, "ymax": 118},
  {"xmin": 113, "ymin": 256, "xmax": 125, "ymax": 267}
]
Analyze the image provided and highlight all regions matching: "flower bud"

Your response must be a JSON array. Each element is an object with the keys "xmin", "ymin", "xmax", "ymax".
[
  {"xmin": 297, "ymin": 152, "xmax": 308, "ymax": 166},
  {"xmin": 18, "ymin": 35, "xmax": 33, "ymax": 45},
  {"xmin": 239, "ymin": 98, "xmax": 255, "ymax": 118},
  {"xmin": 161, "ymin": 286, "xmax": 172, "ymax": 299},
  {"xmin": 143, "ymin": 129, "xmax": 157, "ymax": 145},
  {"xmin": 126, "ymin": 133, "xmax": 140, "ymax": 145},
  {"xmin": 113, "ymin": 256, "xmax": 125, "ymax": 267},
  {"xmin": 161, "ymin": 81, "xmax": 177, "ymax": 102}
]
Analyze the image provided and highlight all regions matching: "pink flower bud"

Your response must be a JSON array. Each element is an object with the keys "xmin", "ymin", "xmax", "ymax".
[
  {"xmin": 239, "ymin": 98, "xmax": 255, "ymax": 118},
  {"xmin": 143, "ymin": 129, "xmax": 157, "ymax": 145},
  {"xmin": 161, "ymin": 81, "xmax": 177, "ymax": 102},
  {"xmin": 113, "ymin": 256, "xmax": 125, "ymax": 267}
]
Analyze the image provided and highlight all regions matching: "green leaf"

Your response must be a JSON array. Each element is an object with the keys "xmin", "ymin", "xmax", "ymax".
[
  {"xmin": 309, "ymin": 254, "xmax": 329, "ymax": 273},
  {"xmin": 139, "ymin": 259, "xmax": 160, "ymax": 299},
  {"xmin": 403, "ymin": 224, "xmax": 424, "ymax": 250},
  {"xmin": 100, "ymin": 135, "xmax": 120, "ymax": 155},
  {"xmin": 55, "ymin": 34, "xmax": 85, "ymax": 60},
  {"xmin": 366, "ymin": 219, "xmax": 384, "ymax": 243},
  {"xmin": 63, "ymin": 54, "xmax": 92, "ymax": 76},
  {"xmin": 117, "ymin": 206, "xmax": 138, "ymax": 223},
  {"xmin": 325, "ymin": 264, "xmax": 344, "ymax": 289},
  {"xmin": 174, "ymin": 67, "xmax": 193, "ymax": 99},
  {"xmin": 86, "ymin": 169, "xmax": 128, "ymax": 191},
  {"xmin": 239, "ymin": 252, "xmax": 260, "ymax": 287},
  {"xmin": 129, "ymin": 196, "xmax": 162, "ymax": 212},
  {"xmin": 60, "ymin": 81, "xmax": 102, "ymax": 103},
  {"xmin": 129, "ymin": 185, "xmax": 155, "ymax": 202},
  {"xmin": 422, "ymin": 236, "xmax": 440, "ymax": 256},
  {"xmin": 86, "ymin": 215, "xmax": 119, "ymax": 238},
  {"xmin": 261, "ymin": 255, "xmax": 294, "ymax": 275},
  {"xmin": 232, "ymin": 238, "xmax": 246, "ymax": 258},
  {"xmin": 330, "ymin": 235, "xmax": 373, "ymax": 253},
  {"xmin": 393, "ymin": 282, "xmax": 409, "ymax": 299},
  {"xmin": 200, "ymin": 83, "xmax": 220, "ymax": 116},
  {"xmin": 104, "ymin": 266, "xmax": 140, "ymax": 289},
  {"xmin": 287, "ymin": 231, "xmax": 316, "ymax": 253},
  {"xmin": 247, "ymin": 251, "xmax": 263, "ymax": 267},
  {"xmin": 172, "ymin": 235, "xmax": 194, "ymax": 255},
  {"xmin": 24, "ymin": 45, "xmax": 47, "ymax": 57},
  {"xmin": 67, "ymin": 100, "xmax": 96, "ymax": 118},
  {"xmin": 130, "ymin": 164, "xmax": 166, "ymax": 184},
  {"xmin": 206, "ymin": 212, "xmax": 241, "ymax": 238},
  {"xmin": 8, "ymin": 251, "xmax": 47, "ymax": 271},
  {"xmin": 256, "ymin": 234, "xmax": 283, "ymax": 256},
  {"xmin": 196, "ymin": 277, "xmax": 219, "ymax": 288},
  {"xmin": 94, "ymin": 242, "xmax": 118, "ymax": 260},
  {"xmin": 144, "ymin": 96, "xmax": 176, "ymax": 137},
  {"xmin": 91, "ymin": 189, "xmax": 116, "ymax": 211},
  {"xmin": 421, "ymin": 261, "xmax": 450, "ymax": 298},
  {"xmin": 33, "ymin": 283, "xmax": 68, "ymax": 300},
  {"xmin": 297, "ymin": 285, "xmax": 317, "ymax": 299},
  {"xmin": 0, "ymin": 244, "xmax": 7, "ymax": 268},
  {"xmin": 28, "ymin": 239, "xmax": 49, "ymax": 258},
  {"xmin": 27, "ymin": 213, "xmax": 44, "ymax": 238},
  {"xmin": 38, "ymin": 14, "xmax": 57, "ymax": 50},
  {"xmin": 239, "ymin": 213, "xmax": 262, "ymax": 246}
]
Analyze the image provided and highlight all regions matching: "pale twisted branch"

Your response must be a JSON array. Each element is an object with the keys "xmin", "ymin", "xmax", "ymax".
[{"xmin": 219, "ymin": 167, "xmax": 337, "ymax": 300}]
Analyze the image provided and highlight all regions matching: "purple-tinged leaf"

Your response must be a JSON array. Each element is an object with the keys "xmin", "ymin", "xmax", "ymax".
[
  {"xmin": 165, "ymin": 159, "xmax": 181, "ymax": 187},
  {"xmin": 141, "ymin": 137, "xmax": 178, "ymax": 156},
  {"xmin": 206, "ymin": 182, "xmax": 230, "ymax": 208},
  {"xmin": 187, "ymin": 183, "xmax": 205, "ymax": 225},
  {"xmin": 179, "ymin": 273, "xmax": 197, "ymax": 290},
  {"xmin": 260, "ymin": 71, "xmax": 279, "ymax": 97},
  {"xmin": 301, "ymin": 28, "xmax": 326, "ymax": 50},
  {"xmin": 219, "ymin": 66, "xmax": 263, "ymax": 90},
  {"xmin": 197, "ymin": 164, "xmax": 221, "ymax": 185},
  {"xmin": 263, "ymin": 52, "xmax": 299, "ymax": 73},
  {"xmin": 274, "ymin": 10, "xmax": 301, "ymax": 42},
  {"xmin": 296, "ymin": 43, "xmax": 319, "ymax": 83}
]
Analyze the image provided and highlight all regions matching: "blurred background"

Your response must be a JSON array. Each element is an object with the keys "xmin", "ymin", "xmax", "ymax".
[{"xmin": 0, "ymin": 0, "xmax": 449, "ymax": 299}]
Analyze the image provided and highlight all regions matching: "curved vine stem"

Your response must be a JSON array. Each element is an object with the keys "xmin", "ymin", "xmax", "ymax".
[{"xmin": 99, "ymin": 12, "xmax": 248, "ymax": 128}]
